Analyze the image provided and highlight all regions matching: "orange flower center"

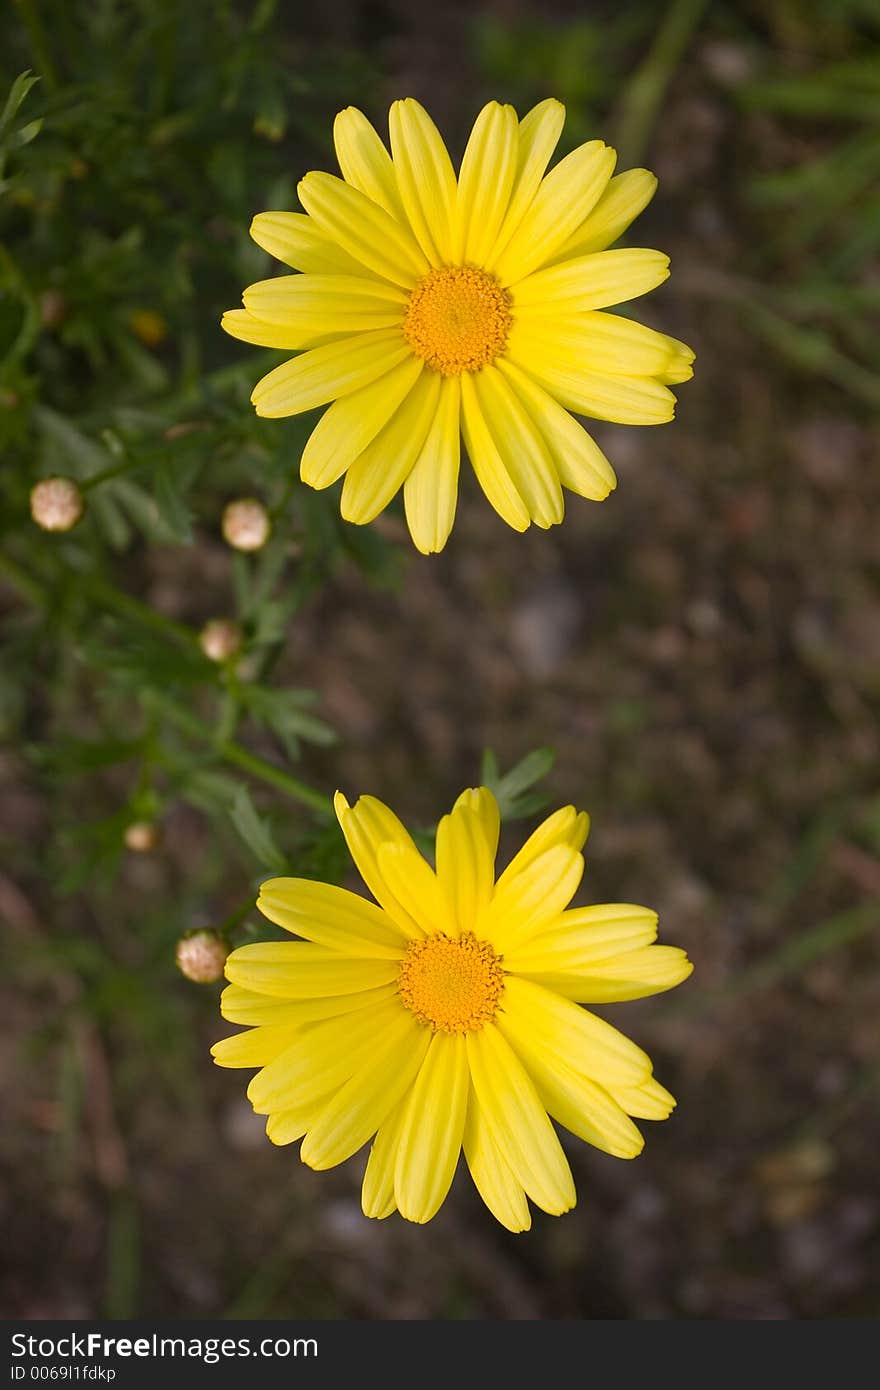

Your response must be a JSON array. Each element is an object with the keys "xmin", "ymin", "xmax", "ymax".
[
  {"xmin": 402, "ymin": 266, "xmax": 512, "ymax": 376},
  {"xmin": 397, "ymin": 931, "xmax": 505, "ymax": 1033}
]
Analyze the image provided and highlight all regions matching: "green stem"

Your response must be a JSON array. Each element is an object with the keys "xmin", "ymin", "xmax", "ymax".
[
  {"xmin": 615, "ymin": 0, "xmax": 710, "ymax": 165},
  {"xmin": 17, "ymin": 0, "xmax": 59, "ymax": 91},
  {"xmin": 0, "ymin": 548, "xmax": 44, "ymax": 604},
  {"xmin": 85, "ymin": 575, "xmax": 200, "ymax": 649},
  {"xmin": 1, "ymin": 550, "xmax": 332, "ymax": 817},
  {"xmin": 216, "ymin": 897, "xmax": 258, "ymax": 942},
  {"xmin": 268, "ymin": 475, "xmax": 297, "ymax": 524},
  {"xmin": 145, "ymin": 690, "xmax": 332, "ymax": 816},
  {"xmin": 79, "ymin": 457, "xmax": 148, "ymax": 492}
]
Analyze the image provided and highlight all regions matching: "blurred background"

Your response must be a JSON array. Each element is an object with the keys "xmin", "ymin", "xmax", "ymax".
[{"xmin": 2, "ymin": 0, "xmax": 879, "ymax": 1319}]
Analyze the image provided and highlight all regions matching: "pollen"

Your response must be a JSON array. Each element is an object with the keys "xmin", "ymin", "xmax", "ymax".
[
  {"xmin": 397, "ymin": 931, "xmax": 505, "ymax": 1033},
  {"xmin": 402, "ymin": 265, "xmax": 512, "ymax": 376}
]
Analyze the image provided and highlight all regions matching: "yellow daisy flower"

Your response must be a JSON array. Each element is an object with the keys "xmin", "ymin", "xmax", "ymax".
[
  {"xmin": 222, "ymin": 98, "xmax": 694, "ymax": 553},
  {"xmin": 212, "ymin": 787, "xmax": 693, "ymax": 1230}
]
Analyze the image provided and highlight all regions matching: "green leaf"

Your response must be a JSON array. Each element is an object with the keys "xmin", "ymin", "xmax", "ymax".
[
  {"xmin": 496, "ymin": 747, "xmax": 556, "ymax": 801},
  {"xmin": 240, "ymin": 685, "xmax": 336, "ymax": 753},
  {"xmin": 11, "ymin": 118, "xmax": 43, "ymax": 149},
  {"xmin": 89, "ymin": 488, "xmax": 133, "ymax": 551},
  {"xmin": 179, "ymin": 768, "xmax": 243, "ymax": 814},
  {"xmin": 152, "ymin": 466, "xmax": 194, "ymax": 543},
  {"xmin": 0, "ymin": 72, "xmax": 40, "ymax": 139},
  {"xmin": 479, "ymin": 748, "xmax": 500, "ymax": 786},
  {"xmin": 35, "ymin": 406, "xmax": 114, "ymax": 478},
  {"xmin": 33, "ymin": 734, "xmax": 143, "ymax": 774},
  {"xmin": 230, "ymin": 785, "xmax": 287, "ymax": 871},
  {"xmin": 481, "ymin": 746, "xmax": 557, "ymax": 821}
]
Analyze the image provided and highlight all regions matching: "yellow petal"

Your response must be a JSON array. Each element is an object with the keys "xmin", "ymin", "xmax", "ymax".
[
  {"xmin": 551, "ymin": 168, "xmax": 658, "ymax": 261},
  {"xmin": 297, "ymin": 170, "xmax": 429, "ymax": 287},
  {"xmin": 210, "ymin": 1022, "xmax": 301, "ymax": 1069},
  {"xmin": 221, "ymin": 308, "xmax": 324, "ymax": 352},
  {"xmin": 242, "ymin": 274, "xmax": 406, "ymax": 338},
  {"xmin": 334, "ymin": 790, "xmax": 428, "ymax": 940},
  {"xmin": 498, "ymin": 1012, "xmax": 645, "ymax": 1159},
  {"xmin": 515, "ymin": 944, "xmax": 694, "ymax": 1003},
  {"xmin": 479, "ymin": 844, "xmax": 584, "ymax": 953},
  {"xmin": 403, "ymin": 374, "xmax": 461, "ymax": 554},
  {"xmin": 362, "ymin": 1099, "xmax": 407, "ymax": 1219},
  {"xmin": 333, "ymin": 106, "xmax": 405, "ymax": 220},
  {"xmin": 459, "ymin": 370, "xmax": 530, "ymax": 532},
  {"xmin": 453, "ymin": 787, "xmax": 501, "ymax": 864},
  {"xmin": 300, "ymin": 1013, "xmax": 429, "ymax": 1170},
  {"xmin": 610, "ymin": 1075, "xmax": 676, "ymax": 1121},
  {"xmin": 512, "ymin": 247, "xmax": 670, "ymax": 313},
  {"xmin": 463, "ymin": 1090, "xmax": 531, "ymax": 1233},
  {"xmin": 466, "ymin": 1023, "xmax": 575, "ymax": 1216},
  {"xmin": 507, "ymin": 311, "xmax": 694, "ymax": 381},
  {"xmin": 388, "ymin": 98, "xmax": 458, "ymax": 266},
  {"xmin": 505, "ymin": 346, "xmax": 676, "ymax": 425},
  {"xmin": 251, "ymin": 329, "xmax": 410, "ymax": 418},
  {"xmin": 376, "ymin": 841, "xmax": 453, "ymax": 937},
  {"xmin": 496, "ymin": 805, "xmax": 590, "ymax": 888},
  {"xmin": 492, "ymin": 141, "xmax": 617, "ymax": 286},
  {"xmin": 340, "ymin": 367, "xmax": 440, "ymax": 525},
  {"xmin": 504, "ymin": 903, "xmax": 659, "ymax": 969},
  {"xmin": 435, "ymin": 798, "xmax": 495, "ymax": 935},
  {"xmin": 471, "ymin": 364, "xmax": 564, "ymax": 529},
  {"xmin": 662, "ymin": 355, "xmax": 696, "ymax": 386},
  {"xmin": 224, "ymin": 941, "xmax": 398, "ymax": 998},
  {"xmin": 250, "ymin": 210, "xmax": 368, "ymax": 276},
  {"xmin": 394, "ymin": 1032, "xmax": 469, "ymax": 1222},
  {"xmin": 219, "ymin": 981, "xmax": 397, "ymax": 1027},
  {"xmin": 246, "ymin": 996, "xmax": 405, "ymax": 1113},
  {"xmin": 488, "ymin": 98, "xmax": 566, "ymax": 268},
  {"xmin": 299, "ymin": 356, "xmax": 424, "ymax": 489},
  {"xmin": 257, "ymin": 877, "xmax": 407, "ymax": 955},
  {"xmin": 496, "ymin": 359, "xmax": 616, "ymax": 499},
  {"xmin": 500, "ymin": 976, "xmax": 652, "ymax": 1088},
  {"xmin": 266, "ymin": 1094, "xmax": 331, "ymax": 1147},
  {"xmin": 455, "ymin": 101, "xmax": 518, "ymax": 265}
]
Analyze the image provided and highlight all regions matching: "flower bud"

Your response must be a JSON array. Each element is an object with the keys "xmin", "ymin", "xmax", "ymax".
[
  {"xmin": 199, "ymin": 618, "xmax": 243, "ymax": 663},
  {"xmin": 124, "ymin": 821, "xmax": 161, "ymax": 853},
  {"xmin": 39, "ymin": 290, "xmax": 68, "ymax": 329},
  {"xmin": 129, "ymin": 309, "xmax": 167, "ymax": 347},
  {"xmin": 221, "ymin": 498, "xmax": 271, "ymax": 552},
  {"xmin": 175, "ymin": 929, "xmax": 227, "ymax": 984},
  {"xmin": 30, "ymin": 477, "xmax": 84, "ymax": 532}
]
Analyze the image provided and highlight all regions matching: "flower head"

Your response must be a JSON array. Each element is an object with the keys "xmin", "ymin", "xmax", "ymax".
[
  {"xmin": 213, "ymin": 787, "xmax": 692, "ymax": 1230},
  {"xmin": 223, "ymin": 99, "xmax": 693, "ymax": 553}
]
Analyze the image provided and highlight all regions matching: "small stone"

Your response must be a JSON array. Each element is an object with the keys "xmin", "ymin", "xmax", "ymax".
[
  {"xmin": 685, "ymin": 597, "xmax": 722, "ymax": 638},
  {"xmin": 509, "ymin": 581, "xmax": 581, "ymax": 678}
]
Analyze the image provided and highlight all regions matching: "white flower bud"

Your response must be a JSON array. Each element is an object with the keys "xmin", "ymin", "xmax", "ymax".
[
  {"xmin": 199, "ymin": 618, "xmax": 243, "ymax": 663},
  {"xmin": 222, "ymin": 498, "xmax": 271, "ymax": 552},
  {"xmin": 30, "ymin": 477, "xmax": 84, "ymax": 532},
  {"xmin": 176, "ymin": 929, "xmax": 227, "ymax": 984}
]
